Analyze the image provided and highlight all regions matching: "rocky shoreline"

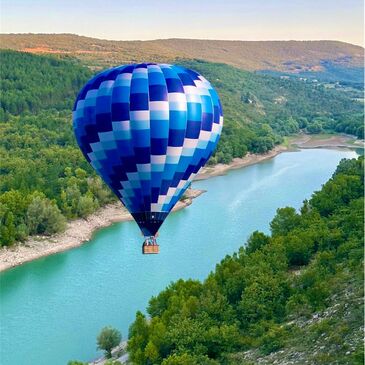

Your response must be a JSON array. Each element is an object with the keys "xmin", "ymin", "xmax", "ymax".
[
  {"xmin": 0, "ymin": 189, "xmax": 205, "ymax": 272},
  {"xmin": 196, "ymin": 145, "xmax": 288, "ymax": 181}
]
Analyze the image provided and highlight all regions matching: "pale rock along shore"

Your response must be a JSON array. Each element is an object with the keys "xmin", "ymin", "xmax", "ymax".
[{"xmin": 0, "ymin": 189, "xmax": 205, "ymax": 272}]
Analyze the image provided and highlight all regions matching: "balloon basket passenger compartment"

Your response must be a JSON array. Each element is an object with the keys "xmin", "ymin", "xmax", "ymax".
[{"xmin": 142, "ymin": 243, "xmax": 160, "ymax": 254}]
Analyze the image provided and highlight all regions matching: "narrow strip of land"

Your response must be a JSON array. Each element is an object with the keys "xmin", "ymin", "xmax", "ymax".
[{"xmin": 289, "ymin": 133, "xmax": 363, "ymax": 149}]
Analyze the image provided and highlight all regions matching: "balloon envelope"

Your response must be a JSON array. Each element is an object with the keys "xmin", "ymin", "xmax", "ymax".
[{"xmin": 73, "ymin": 63, "xmax": 223, "ymax": 238}]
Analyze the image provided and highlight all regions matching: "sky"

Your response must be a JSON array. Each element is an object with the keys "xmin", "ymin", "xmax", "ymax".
[{"xmin": 0, "ymin": 0, "xmax": 364, "ymax": 46}]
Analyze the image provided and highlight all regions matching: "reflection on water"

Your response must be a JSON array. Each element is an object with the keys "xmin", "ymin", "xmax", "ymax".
[{"xmin": 228, "ymin": 162, "xmax": 300, "ymax": 211}]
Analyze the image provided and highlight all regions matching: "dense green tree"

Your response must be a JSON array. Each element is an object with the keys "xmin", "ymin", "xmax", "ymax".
[
  {"xmin": 161, "ymin": 353, "xmax": 219, "ymax": 365},
  {"xmin": 307, "ymin": 121, "xmax": 323, "ymax": 134},
  {"xmin": 127, "ymin": 312, "xmax": 150, "ymax": 364},
  {"xmin": 26, "ymin": 195, "xmax": 66, "ymax": 235},
  {"xmin": 104, "ymin": 360, "xmax": 122, "ymax": 365},
  {"xmin": 283, "ymin": 232, "xmax": 315, "ymax": 266},
  {"xmin": 310, "ymin": 174, "xmax": 363, "ymax": 216},
  {"xmin": 0, "ymin": 203, "xmax": 16, "ymax": 245},
  {"xmin": 246, "ymin": 231, "xmax": 270, "ymax": 254},
  {"xmin": 259, "ymin": 323, "xmax": 287, "ymax": 355},
  {"xmin": 96, "ymin": 326, "xmax": 122, "ymax": 359},
  {"xmin": 270, "ymin": 207, "xmax": 301, "ymax": 236},
  {"xmin": 77, "ymin": 194, "xmax": 97, "ymax": 218}
]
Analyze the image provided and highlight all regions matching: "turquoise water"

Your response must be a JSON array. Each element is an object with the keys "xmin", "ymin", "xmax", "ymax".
[{"xmin": 0, "ymin": 148, "xmax": 358, "ymax": 365}]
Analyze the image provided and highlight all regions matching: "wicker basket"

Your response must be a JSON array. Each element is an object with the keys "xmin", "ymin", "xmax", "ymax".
[{"xmin": 142, "ymin": 244, "xmax": 160, "ymax": 254}]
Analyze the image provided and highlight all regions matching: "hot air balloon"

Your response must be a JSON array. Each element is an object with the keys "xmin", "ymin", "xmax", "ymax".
[{"xmin": 73, "ymin": 63, "xmax": 223, "ymax": 253}]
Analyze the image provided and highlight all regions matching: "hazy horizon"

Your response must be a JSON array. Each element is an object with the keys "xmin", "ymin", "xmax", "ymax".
[
  {"xmin": 1, "ymin": 32, "xmax": 363, "ymax": 48},
  {"xmin": 1, "ymin": 0, "xmax": 363, "ymax": 46}
]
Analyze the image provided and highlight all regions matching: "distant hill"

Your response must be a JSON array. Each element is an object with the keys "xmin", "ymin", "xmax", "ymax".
[{"xmin": 0, "ymin": 34, "xmax": 363, "ymax": 82}]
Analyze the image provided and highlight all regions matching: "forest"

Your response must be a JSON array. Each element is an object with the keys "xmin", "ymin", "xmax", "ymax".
[
  {"xmin": 127, "ymin": 157, "xmax": 364, "ymax": 365},
  {"xmin": 179, "ymin": 59, "xmax": 364, "ymax": 165},
  {"xmin": 0, "ymin": 50, "xmax": 363, "ymax": 245}
]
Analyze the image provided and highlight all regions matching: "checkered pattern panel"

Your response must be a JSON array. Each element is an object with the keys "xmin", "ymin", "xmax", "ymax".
[{"xmin": 73, "ymin": 63, "xmax": 223, "ymax": 237}]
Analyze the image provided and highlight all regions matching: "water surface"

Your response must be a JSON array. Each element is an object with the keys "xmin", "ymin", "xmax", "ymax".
[{"xmin": 0, "ymin": 148, "xmax": 358, "ymax": 364}]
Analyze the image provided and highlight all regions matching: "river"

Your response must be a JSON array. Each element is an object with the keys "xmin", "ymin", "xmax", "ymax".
[{"xmin": 0, "ymin": 148, "xmax": 359, "ymax": 365}]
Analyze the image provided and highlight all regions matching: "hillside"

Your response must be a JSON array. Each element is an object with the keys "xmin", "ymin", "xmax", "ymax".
[
  {"xmin": 0, "ymin": 34, "xmax": 363, "ymax": 82},
  {"xmin": 127, "ymin": 157, "xmax": 364, "ymax": 365},
  {"xmin": 0, "ymin": 50, "xmax": 363, "ymax": 246}
]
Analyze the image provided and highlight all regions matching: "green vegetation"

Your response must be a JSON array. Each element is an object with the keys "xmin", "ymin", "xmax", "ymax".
[
  {"xmin": 179, "ymin": 60, "xmax": 363, "ymax": 164},
  {"xmin": 68, "ymin": 327, "xmax": 123, "ymax": 365},
  {"xmin": 128, "ymin": 157, "xmax": 364, "ymax": 364},
  {"xmin": 0, "ymin": 50, "xmax": 363, "ymax": 246},
  {"xmin": 0, "ymin": 51, "xmax": 114, "ymax": 246},
  {"xmin": 0, "ymin": 50, "xmax": 91, "ymax": 116},
  {"xmin": 97, "ymin": 326, "xmax": 122, "ymax": 359}
]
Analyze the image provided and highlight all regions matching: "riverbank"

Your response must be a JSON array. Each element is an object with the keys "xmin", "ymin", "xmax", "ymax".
[
  {"xmin": 0, "ymin": 189, "xmax": 205, "ymax": 272},
  {"xmin": 0, "ymin": 134, "xmax": 362, "ymax": 272},
  {"xmin": 288, "ymin": 133, "xmax": 363, "ymax": 149},
  {"xmin": 196, "ymin": 145, "xmax": 288, "ymax": 180}
]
